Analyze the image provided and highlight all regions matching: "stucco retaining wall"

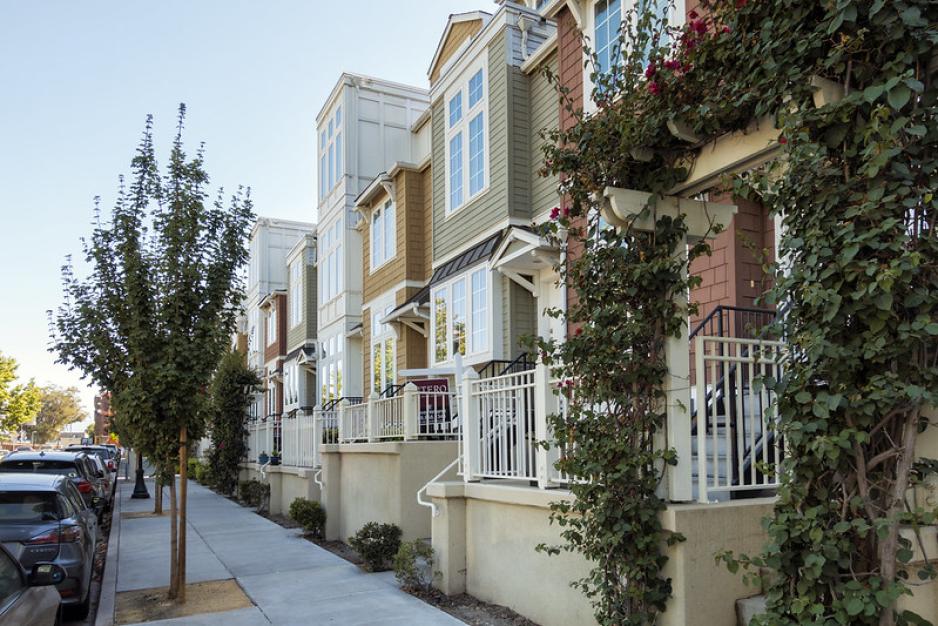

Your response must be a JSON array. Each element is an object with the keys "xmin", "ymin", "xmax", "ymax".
[
  {"xmin": 429, "ymin": 481, "xmax": 774, "ymax": 626},
  {"xmin": 321, "ymin": 441, "xmax": 459, "ymax": 542}
]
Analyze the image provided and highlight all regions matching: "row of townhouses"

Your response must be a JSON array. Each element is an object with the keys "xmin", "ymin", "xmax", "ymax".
[{"xmin": 232, "ymin": 2, "xmax": 831, "ymax": 625}]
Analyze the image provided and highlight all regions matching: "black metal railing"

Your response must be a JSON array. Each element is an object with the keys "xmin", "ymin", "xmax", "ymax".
[
  {"xmin": 320, "ymin": 396, "xmax": 365, "ymax": 411},
  {"xmin": 689, "ymin": 305, "xmax": 776, "ymax": 341},
  {"xmin": 478, "ymin": 353, "xmax": 535, "ymax": 379}
]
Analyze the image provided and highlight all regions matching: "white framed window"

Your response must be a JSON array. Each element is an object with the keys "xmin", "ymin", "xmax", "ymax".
[
  {"xmin": 319, "ymin": 217, "xmax": 343, "ymax": 303},
  {"xmin": 289, "ymin": 258, "xmax": 303, "ymax": 328},
  {"xmin": 370, "ymin": 199, "xmax": 396, "ymax": 271},
  {"xmin": 371, "ymin": 304, "xmax": 396, "ymax": 394},
  {"xmin": 445, "ymin": 61, "xmax": 488, "ymax": 215},
  {"xmin": 431, "ymin": 267, "xmax": 490, "ymax": 364},
  {"xmin": 470, "ymin": 269, "xmax": 487, "ymax": 352},
  {"xmin": 267, "ymin": 382, "xmax": 277, "ymax": 416},
  {"xmin": 586, "ymin": 0, "xmax": 686, "ymax": 109},
  {"xmin": 319, "ymin": 107, "xmax": 343, "ymax": 199},
  {"xmin": 266, "ymin": 307, "xmax": 277, "ymax": 345},
  {"xmin": 594, "ymin": 0, "xmax": 622, "ymax": 75}
]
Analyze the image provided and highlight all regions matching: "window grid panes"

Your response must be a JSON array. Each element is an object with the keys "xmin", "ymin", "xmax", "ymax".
[
  {"xmin": 445, "ymin": 65, "xmax": 486, "ymax": 213},
  {"xmin": 432, "ymin": 269, "xmax": 489, "ymax": 363},
  {"xmin": 319, "ymin": 107, "xmax": 342, "ymax": 199},
  {"xmin": 449, "ymin": 134, "xmax": 463, "ymax": 210},
  {"xmin": 594, "ymin": 0, "xmax": 622, "ymax": 75},
  {"xmin": 471, "ymin": 269, "xmax": 487, "ymax": 352},
  {"xmin": 468, "ymin": 114, "xmax": 485, "ymax": 196}
]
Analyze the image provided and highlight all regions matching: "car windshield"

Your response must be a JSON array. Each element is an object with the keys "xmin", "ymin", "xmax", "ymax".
[
  {"xmin": 0, "ymin": 460, "xmax": 79, "ymax": 478},
  {"xmin": 0, "ymin": 492, "xmax": 60, "ymax": 522}
]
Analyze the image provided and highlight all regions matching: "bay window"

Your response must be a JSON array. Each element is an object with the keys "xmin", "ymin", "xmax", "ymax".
[
  {"xmin": 266, "ymin": 307, "xmax": 277, "ymax": 345},
  {"xmin": 290, "ymin": 258, "xmax": 303, "ymax": 327},
  {"xmin": 445, "ymin": 64, "xmax": 487, "ymax": 214},
  {"xmin": 371, "ymin": 304, "xmax": 396, "ymax": 394},
  {"xmin": 319, "ymin": 107, "xmax": 343, "ymax": 199},
  {"xmin": 432, "ymin": 267, "xmax": 489, "ymax": 363},
  {"xmin": 320, "ymin": 218, "xmax": 343, "ymax": 303},
  {"xmin": 371, "ymin": 199, "xmax": 396, "ymax": 270}
]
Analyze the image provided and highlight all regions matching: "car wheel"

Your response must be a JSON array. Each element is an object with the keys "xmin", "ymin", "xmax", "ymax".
[{"xmin": 66, "ymin": 591, "xmax": 91, "ymax": 620}]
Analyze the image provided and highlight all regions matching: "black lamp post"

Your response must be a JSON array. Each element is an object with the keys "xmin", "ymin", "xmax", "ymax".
[{"xmin": 131, "ymin": 448, "xmax": 150, "ymax": 499}]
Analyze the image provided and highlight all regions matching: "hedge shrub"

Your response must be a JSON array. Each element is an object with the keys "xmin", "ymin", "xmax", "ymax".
[
  {"xmin": 289, "ymin": 497, "xmax": 326, "ymax": 539},
  {"xmin": 348, "ymin": 522, "xmax": 402, "ymax": 572}
]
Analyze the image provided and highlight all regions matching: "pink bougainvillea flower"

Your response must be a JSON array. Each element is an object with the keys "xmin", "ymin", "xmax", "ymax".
[
  {"xmin": 722, "ymin": 25, "xmax": 732, "ymax": 34},
  {"xmin": 692, "ymin": 19, "xmax": 707, "ymax": 35},
  {"xmin": 550, "ymin": 206, "xmax": 560, "ymax": 220},
  {"xmin": 562, "ymin": 206, "xmax": 570, "ymax": 217},
  {"xmin": 648, "ymin": 81, "xmax": 661, "ymax": 95},
  {"xmin": 644, "ymin": 63, "xmax": 656, "ymax": 79},
  {"xmin": 779, "ymin": 136, "xmax": 788, "ymax": 144},
  {"xmin": 664, "ymin": 59, "xmax": 681, "ymax": 71}
]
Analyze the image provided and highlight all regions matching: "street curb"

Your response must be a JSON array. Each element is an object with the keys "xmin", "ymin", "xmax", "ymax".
[{"xmin": 94, "ymin": 479, "xmax": 123, "ymax": 626}]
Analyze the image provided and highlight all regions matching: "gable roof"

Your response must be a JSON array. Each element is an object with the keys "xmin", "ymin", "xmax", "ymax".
[{"xmin": 427, "ymin": 11, "xmax": 491, "ymax": 85}]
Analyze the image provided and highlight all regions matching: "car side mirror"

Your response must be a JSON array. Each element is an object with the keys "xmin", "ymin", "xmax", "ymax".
[{"xmin": 28, "ymin": 563, "xmax": 66, "ymax": 587}]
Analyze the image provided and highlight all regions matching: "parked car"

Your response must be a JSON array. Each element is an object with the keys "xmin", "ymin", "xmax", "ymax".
[
  {"xmin": 0, "ymin": 473, "xmax": 97, "ymax": 619},
  {"xmin": 0, "ymin": 542, "xmax": 65, "ymax": 626},
  {"xmin": 82, "ymin": 455, "xmax": 112, "ymax": 506},
  {"xmin": 64, "ymin": 446, "xmax": 118, "ymax": 495},
  {"xmin": 0, "ymin": 452, "xmax": 105, "ymax": 519}
]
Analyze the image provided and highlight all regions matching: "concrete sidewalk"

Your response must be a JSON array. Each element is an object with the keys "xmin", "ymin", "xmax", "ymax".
[{"xmin": 102, "ymin": 478, "xmax": 462, "ymax": 625}]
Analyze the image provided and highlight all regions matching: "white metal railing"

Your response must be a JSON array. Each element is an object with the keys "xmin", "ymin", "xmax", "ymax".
[
  {"xmin": 372, "ymin": 395, "xmax": 405, "ymax": 439},
  {"xmin": 281, "ymin": 410, "xmax": 317, "ymax": 467},
  {"xmin": 245, "ymin": 419, "xmax": 274, "ymax": 462},
  {"xmin": 694, "ymin": 335, "xmax": 786, "ymax": 503},
  {"xmin": 340, "ymin": 402, "xmax": 369, "ymax": 442},
  {"xmin": 468, "ymin": 369, "xmax": 538, "ymax": 481},
  {"xmin": 419, "ymin": 390, "xmax": 459, "ymax": 438}
]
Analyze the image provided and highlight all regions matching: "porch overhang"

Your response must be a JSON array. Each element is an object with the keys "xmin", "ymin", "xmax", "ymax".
[
  {"xmin": 601, "ymin": 188, "xmax": 737, "ymax": 241},
  {"xmin": 381, "ymin": 301, "xmax": 430, "ymax": 338},
  {"xmin": 667, "ymin": 115, "xmax": 782, "ymax": 197},
  {"xmin": 491, "ymin": 227, "xmax": 559, "ymax": 296}
]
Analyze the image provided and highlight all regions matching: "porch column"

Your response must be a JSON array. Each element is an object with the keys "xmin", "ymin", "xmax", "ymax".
[
  {"xmin": 461, "ymin": 368, "xmax": 481, "ymax": 482},
  {"xmin": 601, "ymin": 187, "xmax": 737, "ymax": 503},
  {"xmin": 402, "ymin": 382, "xmax": 420, "ymax": 440}
]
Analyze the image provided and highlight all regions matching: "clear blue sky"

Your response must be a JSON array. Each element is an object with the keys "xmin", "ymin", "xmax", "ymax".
[{"xmin": 0, "ymin": 0, "xmax": 493, "ymax": 425}]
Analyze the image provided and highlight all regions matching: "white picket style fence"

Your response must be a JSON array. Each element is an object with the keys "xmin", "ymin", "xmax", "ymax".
[
  {"xmin": 280, "ymin": 410, "xmax": 317, "ymax": 467},
  {"xmin": 693, "ymin": 335, "xmax": 786, "ymax": 503},
  {"xmin": 245, "ymin": 419, "xmax": 274, "ymax": 463}
]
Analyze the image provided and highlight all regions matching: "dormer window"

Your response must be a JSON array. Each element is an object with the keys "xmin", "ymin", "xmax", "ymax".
[{"xmin": 445, "ymin": 62, "xmax": 488, "ymax": 215}]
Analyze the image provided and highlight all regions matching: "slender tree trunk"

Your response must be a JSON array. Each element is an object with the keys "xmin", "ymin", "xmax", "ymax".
[
  {"xmin": 168, "ymin": 475, "xmax": 178, "ymax": 599},
  {"xmin": 155, "ymin": 481, "xmax": 163, "ymax": 515},
  {"xmin": 178, "ymin": 426, "xmax": 188, "ymax": 603},
  {"xmin": 878, "ymin": 408, "xmax": 920, "ymax": 626}
]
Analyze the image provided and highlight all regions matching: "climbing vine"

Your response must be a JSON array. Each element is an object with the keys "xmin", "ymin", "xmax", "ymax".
[{"xmin": 537, "ymin": 0, "xmax": 938, "ymax": 624}]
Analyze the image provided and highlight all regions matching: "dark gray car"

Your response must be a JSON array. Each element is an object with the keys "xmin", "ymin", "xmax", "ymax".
[
  {"xmin": 64, "ymin": 445, "xmax": 118, "ymax": 497},
  {"xmin": 0, "ymin": 473, "xmax": 97, "ymax": 620},
  {"xmin": 0, "ymin": 452, "xmax": 106, "ymax": 519}
]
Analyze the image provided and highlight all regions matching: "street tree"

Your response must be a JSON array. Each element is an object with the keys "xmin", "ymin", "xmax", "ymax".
[
  {"xmin": 51, "ymin": 105, "xmax": 253, "ymax": 602},
  {"xmin": 0, "ymin": 352, "xmax": 41, "ymax": 435},
  {"xmin": 27, "ymin": 385, "xmax": 85, "ymax": 445}
]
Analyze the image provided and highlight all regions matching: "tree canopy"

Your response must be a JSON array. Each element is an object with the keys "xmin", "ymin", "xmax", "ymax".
[
  {"xmin": 26, "ymin": 385, "xmax": 85, "ymax": 445},
  {"xmin": 51, "ymin": 105, "xmax": 254, "ymax": 600},
  {"xmin": 0, "ymin": 352, "xmax": 41, "ymax": 435}
]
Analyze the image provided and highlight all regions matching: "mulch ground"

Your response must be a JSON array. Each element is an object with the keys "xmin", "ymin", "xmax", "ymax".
[{"xmin": 114, "ymin": 579, "xmax": 253, "ymax": 624}]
